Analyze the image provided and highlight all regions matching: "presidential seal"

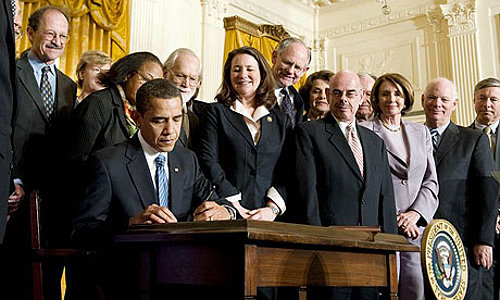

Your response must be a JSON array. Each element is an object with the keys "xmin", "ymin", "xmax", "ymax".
[{"xmin": 421, "ymin": 219, "xmax": 467, "ymax": 300}]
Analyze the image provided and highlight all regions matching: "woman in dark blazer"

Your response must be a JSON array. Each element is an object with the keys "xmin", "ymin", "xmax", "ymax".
[
  {"xmin": 194, "ymin": 47, "xmax": 291, "ymax": 221},
  {"xmin": 360, "ymin": 73, "xmax": 439, "ymax": 300},
  {"xmin": 68, "ymin": 51, "xmax": 163, "ymax": 162}
]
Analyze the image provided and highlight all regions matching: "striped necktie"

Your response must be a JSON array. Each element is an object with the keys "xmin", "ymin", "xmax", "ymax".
[
  {"xmin": 430, "ymin": 128, "xmax": 439, "ymax": 154},
  {"xmin": 40, "ymin": 66, "xmax": 54, "ymax": 120},
  {"xmin": 155, "ymin": 154, "xmax": 169, "ymax": 208},
  {"xmin": 280, "ymin": 88, "xmax": 295, "ymax": 127},
  {"xmin": 347, "ymin": 124, "xmax": 364, "ymax": 178}
]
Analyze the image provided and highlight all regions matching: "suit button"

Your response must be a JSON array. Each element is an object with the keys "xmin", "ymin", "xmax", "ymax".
[
  {"xmin": 250, "ymin": 170, "xmax": 256, "ymax": 176},
  {"xmin": 401, "ymin": 179, "xmax": 407, "ymax": 185},
  {"xmin": 361, "ymin": 199, "xmax": 366, "ymax": 204}
]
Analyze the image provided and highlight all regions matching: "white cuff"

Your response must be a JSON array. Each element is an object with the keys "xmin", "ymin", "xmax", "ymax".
[{"xmin": 266, "ymin": 187, "xmax": 286, "ymax": 214}]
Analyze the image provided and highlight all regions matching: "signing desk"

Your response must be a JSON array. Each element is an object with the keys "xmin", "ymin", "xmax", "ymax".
[{"xmin": 116, "ymin": 220, "xmax": 418, "ymax": 300}]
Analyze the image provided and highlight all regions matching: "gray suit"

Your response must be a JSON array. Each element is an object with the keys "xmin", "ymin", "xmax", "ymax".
[{"xmin": 361, "ymin": 118, "xmax": 439, "ymax": 300}]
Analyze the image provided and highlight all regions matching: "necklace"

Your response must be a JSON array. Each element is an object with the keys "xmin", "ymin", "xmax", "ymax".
[{"xmin": 381, "ymin": 122, "xmax": 401, "ymax": 132}]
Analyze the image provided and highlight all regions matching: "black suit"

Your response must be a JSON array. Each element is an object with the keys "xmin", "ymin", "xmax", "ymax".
[
  {"xmin": 278, "ymin": 86, "xmax": 307, "ymax": 125},
  {"xmin": 292, "ymin": 114, "xmax": 397, "ymax": 233},
  {"xmin": 0, "ymin": 0, "xmax": 16, "ymax": 244},
  {"xmin": 68, "ymin": 85, "xmax": 129, "ymax": 162},
  {"xmin": 194, "ymin": 102, "xmax": 291, "ymax": 211},
  {"xmin": 6, "ymin": 51, "xmax": 76, "ymax": 300},
  {"xmin": 434, "ymin": 122, "xmax": 498, "ymax": 299},
  {"xmin": 177, "ymin": 99, "xmax": 208, "ymax": 149}
]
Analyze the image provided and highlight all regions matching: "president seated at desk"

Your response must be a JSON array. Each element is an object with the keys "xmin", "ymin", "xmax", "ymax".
[{"xmin": 69, "ymin": 79, "xmax": 234, "ymax": 299}]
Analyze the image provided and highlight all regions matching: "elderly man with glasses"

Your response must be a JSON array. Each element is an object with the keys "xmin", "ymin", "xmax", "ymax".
[{"xmin": 163, "ymin": 48, "xmax": 208, "ymax": 149}]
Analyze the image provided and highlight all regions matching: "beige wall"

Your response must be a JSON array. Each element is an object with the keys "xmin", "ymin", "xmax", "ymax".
[{"xmin": 129, "ymin": 0, "xmax": 500, "ymax": 125}]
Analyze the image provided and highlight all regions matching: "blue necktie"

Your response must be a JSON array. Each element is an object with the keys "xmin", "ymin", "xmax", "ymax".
[
  {"xmin": 155, "ymin": 154, "xmax": 169, "ymax": 208},
  {"xmin": 40, "ymin": 66, "xmax": 54, "ymax": 120},
  {"xmin": 430, "ymin": 128, "xmax": 439, "ymax": 154},
  {"xmin": 280, "ymin": 88, "xmax": 295, "ymax": 127}
]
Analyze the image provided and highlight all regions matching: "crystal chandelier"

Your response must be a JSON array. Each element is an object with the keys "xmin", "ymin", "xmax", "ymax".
[{"xmin": 376, "ymin": 0, "xmax": 393, "ymax": 15}]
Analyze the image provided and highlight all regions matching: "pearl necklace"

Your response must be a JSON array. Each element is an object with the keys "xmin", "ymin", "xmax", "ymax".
[{"xmin": 381, "ymin": 122, "xmax": 401, "ymax": 132}]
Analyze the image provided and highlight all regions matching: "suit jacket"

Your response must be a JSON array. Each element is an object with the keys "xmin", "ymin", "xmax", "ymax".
[
  {"xmin": 71, "ymin": 135, "xmax": 215, "ymax": 248},
  {"xmin": 68, "ymin": 85, "xmax": 129, "ymax": 162},
  {"xmin": 292, "ymin": 114, "xmax": 397, "ymax": 234},
  {"xmin": 360, "ymin": 119, "xmax": 439, "ymax": 225},
  {"xmin": 194, "ymin": 102, "xmax": 292, "ymax": 211},
  {"xmin": 177, "ymin": 99, "xmax": 208, "ymax": 149},
  {"xmin": 434, "ymin": 122, "xmax": 498, "ymax": 247},
  {"xmin": 12, "ymin": 53, "xmax": 76, "ymax": 187},
  {"xmin": 288, "ymin": 85, "xmax": 307, "ymax": 124},
  {"xmin": 0, "ymin": 0, "xmax": 17, "ymax": 243}
]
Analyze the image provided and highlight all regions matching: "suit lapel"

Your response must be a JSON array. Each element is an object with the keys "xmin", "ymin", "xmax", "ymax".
[
  {"xmin": 324, "ymin": 115, "xmax": 363, "ymax": 181},
  {"xmin": 372, "ymin": 119, "xmax": 408, "ymax": 168},
  {"xmin": 17, "ymin": 57, "xmax": 49, "ymax": 123},
  {"xmin": 167, "ymin": 148, "xmax": 183, "ymax": 215},
  {"xmin": 223, "ymin": 106, "xmax": 255, "ymax": 147},
  {"xmin": 110, "ymin": 86, "xmax": 130, "ymax": 138},
  {"xmin": 436, "ymin": 122, "xmax": 460, "ymax": 166},
  {"xmin": 125, "ymin": 136, "xmax": 156, "ymax": 209}
]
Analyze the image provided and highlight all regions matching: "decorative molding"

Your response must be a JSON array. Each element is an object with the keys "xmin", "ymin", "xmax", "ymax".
[
  {"xmin": 440, "ymin": 1, "xmax": 477, "ymax": 37},
  {"xmin": 229, "ymin": 0, "xmax": 312, "ymax": 37},
  {"xmin": 200, "ymin": 0, "xmax": 228, "ymax": 23},
  {"xmin": 223, "ymin": 16, "xmax": 290, "ymax": 41},
  {"xmin": 322, "ymin": 4, "xmax": 433, "ymax": 39}
]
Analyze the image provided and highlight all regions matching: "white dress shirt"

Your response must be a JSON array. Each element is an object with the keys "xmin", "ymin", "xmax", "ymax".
[{"xmin": 138, "ymin": 131, "xmax": 169, "ymax": 193}]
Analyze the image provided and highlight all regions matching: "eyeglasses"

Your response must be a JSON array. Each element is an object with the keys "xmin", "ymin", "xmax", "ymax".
[
  {"xmin": 331, "ymin": 89, "xmax": 361, "ymax": 99},
  {"xmin": 14, "ymin": 24, "xmax": 23, "ymax": 40},
  {"xmin": 38, "ymin": 30, "xmax": 70, "ymax": 43},
  {"xmin": 132, "ymin": 70, "xmax": 153, "ymax": 84},
  {"xmin": 168, "ymin": 69, "xmax": 200, "ymax": 87}
]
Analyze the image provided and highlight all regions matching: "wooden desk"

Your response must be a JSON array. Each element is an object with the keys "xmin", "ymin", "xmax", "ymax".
[{"xmin": 116, "ymin": 220, "xmax": 418, "ymax": 300}]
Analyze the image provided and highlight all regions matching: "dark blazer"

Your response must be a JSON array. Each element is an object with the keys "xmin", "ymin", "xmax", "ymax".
[
  {"xmin": 177, "ymin": 99, "xmax": 208, "ymax": 149},
  {"xmin": 0, "ymin": 0, "xmax": 17, "ymax": 243},
  {"xmin": 194, "ymin": 102, "xmax": 292, "ymax": 211},
  {"xmin": 68, "ymin": 85, "xmax": 129, "ymax": 162},
  {"xmin": 71, "ymin": 135, "xmax": 214, "ymax": 248},
  {"xmin": 288, "ymin": 85, "xmax": 307, "ymax": 124},
  {"xmin": 292, "ymin": 114, "xmax": 397, "ymax": 234},
  {"xmin": 12, "ymin": 53, "xmax": 76, "ymax": 187},
  {"xmin": 435, "ymin": 122, "xmax": 498, "ymax": 247}
]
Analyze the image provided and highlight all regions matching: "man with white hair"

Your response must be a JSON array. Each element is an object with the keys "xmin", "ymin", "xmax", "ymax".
[
  {"xmin": 163, "ymin": 48, "xmax": 206, "ymax": 148},
  {"xmin": 423, "ymin": 77, "xmax": 498, "ymax": 299}
]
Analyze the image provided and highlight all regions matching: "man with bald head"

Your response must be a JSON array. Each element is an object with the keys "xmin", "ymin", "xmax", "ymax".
[
  {"xmin": 356, "ymin": 73, "xmax": 376, "ymax": 122},
  {"xmin": 423, "ymin": 77, "xmax": 497, "ymax": 299},
  {"xmin": 292, "ymin": 70, "xmax": 397, "ymax": 300},
  {"xmin": 272, "ymin": 37, "xmax": 310, "ymax": 127}
]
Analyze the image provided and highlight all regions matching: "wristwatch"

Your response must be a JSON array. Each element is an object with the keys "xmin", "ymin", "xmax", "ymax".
[{"xmin": 267, "ymin": 204, "xmax": 280, "ymax": 215}]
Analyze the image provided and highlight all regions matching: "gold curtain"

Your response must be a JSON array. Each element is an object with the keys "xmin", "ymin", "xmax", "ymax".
[
  {"xmin": 16, "ymin": 0, "xmax": 129, "ymax": 82},
  {"xmin": 223, "ymin": 16, "xmax": 306, "ymax": 90}
]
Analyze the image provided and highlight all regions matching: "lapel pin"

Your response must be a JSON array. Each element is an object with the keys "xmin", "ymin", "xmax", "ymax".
[
  {"xmin": 267, "ymin": 116, "xmax": 272, "ymax": 123},
  {"xmin": 174, "ymin": 167, "xmax": 179, "ymax": 173}
]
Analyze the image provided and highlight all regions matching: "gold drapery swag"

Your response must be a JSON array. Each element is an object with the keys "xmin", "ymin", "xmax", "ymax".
[
  {"xmin": 223, "ymin": 16, "xmax": 306, "ymax": 91},
  {"xmin": 16, "ymin": 0, "xmax": 129, "ymax": 82}
]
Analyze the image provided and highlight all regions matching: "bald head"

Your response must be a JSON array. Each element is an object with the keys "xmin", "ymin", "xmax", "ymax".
[
  {"xmin": 422, "ymin": 77, "xmax": 458, "ymax": 128},
  {"xmin": 328, "ymin": 70, "xmax": 364, "ymax": 123},
  {"xmin": 356, "ymin": 74, "xmax": 376, "ymax": 121}
]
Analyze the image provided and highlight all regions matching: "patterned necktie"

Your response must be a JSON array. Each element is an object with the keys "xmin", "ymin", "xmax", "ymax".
[
  {"xmin": 430, "ymin": 128, "xmax": 439, "ymax": 155},
  {"xmin": 347, "ymin": 124, "xmax": 364, "ymax": 178},
  {"xmin": 40, "ymin": 66, "xmax": 54, "ymax": 120},
  {"xmin": 484, "ymin": 126, "xmax": 496, "ymax": 156},
  {"xmin": 10, "ymin": 0, "xmax": 15, "ymax": 19},
  {"xmin": 155, "ymin": 154, "xmax": 169, "ymax": 208},
  {"xmin": 280, "ymin": 88, "xmax": 295, "ymax": 127}
]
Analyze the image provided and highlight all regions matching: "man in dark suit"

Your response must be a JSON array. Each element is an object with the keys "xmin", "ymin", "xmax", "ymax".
[
  {"xmin": 423, "ymin": 77, "xmax": 498, "ymax": 299},
  {"xmin": 469, "ymin": 77, "xmax": 500, "ymax": 300},
  {"xmin": 69, "ymin": 79, "xmax": 233, "ymax": 299},
  {"xmin": 4, "ymin": 6, "xmax": 76, "ymax": 299},
  {"xmin": 0, "ymin": 0, "xmax": 18, "ymax": 244},
  {"xmin": 272, "ymin": 37, "xmax": 310, "ymax": 127},
  {"xmin": 163, "ymin": 48, "xmax": 207, "ymax": 148},
  {"xmin": 293, "ymin": 70, "xmax": 397, "ymax": 300}
]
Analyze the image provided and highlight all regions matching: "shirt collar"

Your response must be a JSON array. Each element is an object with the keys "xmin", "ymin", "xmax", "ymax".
[
  {"xmin": 138, "ymin": 130, "xmax": 168, "ymax": 159},
  {"xmin": 331, "ymin": 112, "xmax": 356, "ymax": 138},
  {"xmin": 426, "ymin": 120, "xmax": 450, "ymax": 136},
  {"xmin": 230, "ymin": 99, "xmax": 270, "ymax": 122},
  {"xmin": 27, "ymin": 50, "xmax": 55, "ymax": 74},
  {"xmin": 474, "ymin": 119, "xmax": 499, "ymax": 133}
]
